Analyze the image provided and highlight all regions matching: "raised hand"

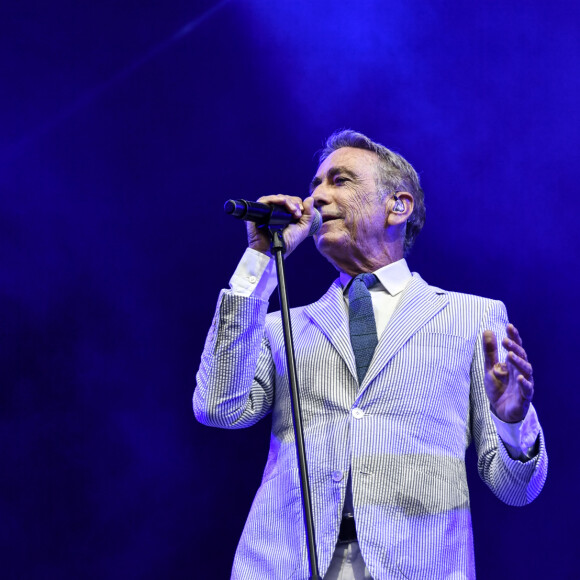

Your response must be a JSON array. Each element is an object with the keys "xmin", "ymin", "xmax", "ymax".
[
  {"xmin": 246, "ymin": 194, "xmax": 316, "ymax": 257},
  {"xmin": 482, "ymin": 323, "xmax": 534, "ymax": 423}
]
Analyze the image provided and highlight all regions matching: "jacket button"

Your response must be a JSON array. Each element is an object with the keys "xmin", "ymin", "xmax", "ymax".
[
  {"xmin": 331, "ymin": 470, "xmax": 343, "ymax": 482},
  {"xmin": 352, "ymin": 408, "xmax": 364, "ymax": 419}
]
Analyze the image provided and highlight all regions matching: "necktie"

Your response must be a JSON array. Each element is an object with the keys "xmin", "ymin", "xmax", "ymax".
[{"xmin": 348, "ymin": 273, "xmax": 378, "ymax": 384}]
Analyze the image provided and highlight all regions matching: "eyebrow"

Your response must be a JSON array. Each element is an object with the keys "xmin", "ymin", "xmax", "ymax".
[{"xmin": 309, "ymin": 166, "xmax": 359, "ymax": 193}]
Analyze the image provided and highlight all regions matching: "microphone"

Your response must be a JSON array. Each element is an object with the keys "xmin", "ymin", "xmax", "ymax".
[{"xmin": 224, "ymin": 199, "xmax": 322, "ymax": 236}]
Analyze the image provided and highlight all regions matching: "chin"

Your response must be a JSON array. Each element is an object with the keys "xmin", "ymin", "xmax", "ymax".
[
  {"xmin": 314, "ymin": 231, "xmax": 334, "ymax": 250},
  {"xmin": 314, "ymin": 232, "xmax": 347, "ymax": 263}
]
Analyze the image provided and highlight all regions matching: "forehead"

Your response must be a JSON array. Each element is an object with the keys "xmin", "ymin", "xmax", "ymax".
[{"xmin": 316, "ymin": 147, "xmax": 380, "ymax": 178}]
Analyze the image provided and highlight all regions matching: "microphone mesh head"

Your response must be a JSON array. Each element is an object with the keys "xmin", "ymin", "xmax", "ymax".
[{"xmin": 309, "ymin": 208, "xmax": 322, "ymax": 236}]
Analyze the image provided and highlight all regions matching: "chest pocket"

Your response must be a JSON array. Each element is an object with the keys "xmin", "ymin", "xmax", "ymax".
[
  {"xmin": 369, "ymin": 332, "xmax": 471, "ymax": 415},
  {"xmin": 405, "ymin": 331, "xmax": 471, "ymax": 375}
]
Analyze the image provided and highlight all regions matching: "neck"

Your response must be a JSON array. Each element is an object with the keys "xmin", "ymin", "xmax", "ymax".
[{"xmin": 333, "ymin": 245, "xmax": 404, "ymax": 277}]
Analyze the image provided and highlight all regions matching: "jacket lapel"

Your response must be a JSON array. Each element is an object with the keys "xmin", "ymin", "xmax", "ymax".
[
  {"xmin": 360, "ymin": 273, "xmax": 449, "ymax": 391},
  {"xmin": 303, "ymin": 279, "xmax": 358, "ymax": 381}
]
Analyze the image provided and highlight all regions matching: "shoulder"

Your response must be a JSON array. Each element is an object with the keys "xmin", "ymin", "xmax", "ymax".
[
  {"xmin": 413, "ymin": 273, "xmax": 508, "ymax": 330},
  {"xmin": 417, "ymin": 274, "xmax": 503, "ymax": 308}
]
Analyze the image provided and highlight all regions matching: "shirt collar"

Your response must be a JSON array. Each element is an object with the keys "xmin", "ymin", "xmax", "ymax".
[{"xmin": 339, "ymin": 259, "xmax": 412, "ymax": 296}]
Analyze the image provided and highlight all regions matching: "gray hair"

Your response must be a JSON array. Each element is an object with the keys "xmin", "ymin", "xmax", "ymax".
[{"xmin": 319, "ymin": 129, "xmax": 425, "ymax": 255}]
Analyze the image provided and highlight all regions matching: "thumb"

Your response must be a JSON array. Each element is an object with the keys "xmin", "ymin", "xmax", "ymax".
[
  {"xmin": 297, "ymin": 196, "xmax": 316, "ymax": 230},
  {"xmin": 482, "ymin": 330, "xmax": 498, "ymax": 373}
]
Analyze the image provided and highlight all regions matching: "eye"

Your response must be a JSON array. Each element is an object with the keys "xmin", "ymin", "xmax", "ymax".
[{"xmin": 334, "ymin": 176, "xmax": 349, "ymax": 185}]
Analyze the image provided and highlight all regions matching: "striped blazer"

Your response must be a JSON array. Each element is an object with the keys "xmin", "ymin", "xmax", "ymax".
[{"xmin": 194, "ymin": 273, "xmax": 548, "ymax": 579}]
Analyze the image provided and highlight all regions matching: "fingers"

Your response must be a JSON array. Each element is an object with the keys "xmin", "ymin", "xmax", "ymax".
[
  {"xmin": 256, "ymin": 194, "xmax": 305, "ymax": 220},
  {"xmin": 503, "ymin": 322, "xmax": 534, "ymax": 384},
  {"xmin": 507, "ymin": 349, "xmax": 533, "ymax": 376},
  {"xmin": 485, "ymin": 323, "xmax": 535, "ymax": 419},
  {"xmin": 494, "ymin": 323, "xmax": 528, "ymax": 359},
  {"xmin": 247, "ymin": 195, "xmax": 310, "ymax": 255},
  {"xmin": 506, "ymin": 322, "xmax": 522, "ymax": 346},
  {"xmin": 507, "ymin": 349, "xmax": 534, "ymax": 397},
  {"xmin": 502, "ymin": 336, "xmax": 528, "ymax": 361},
  {"xmin": 250, "ymin": 194, "xmax": 317, "ymax": 258},
  {"xmin": 302, "ymin": 195, "xmax": 315, "ymax": 215},
  {"xmin": 517, "ymin": 374, "xmax": 534, "ymax": 402},
  {"xmin": 504, "ymin": 322, "xmax": 535, "ymax": 403},
  {"xmin": 482, "ymin": 330, "xmax": 499, "ymax": 372}
]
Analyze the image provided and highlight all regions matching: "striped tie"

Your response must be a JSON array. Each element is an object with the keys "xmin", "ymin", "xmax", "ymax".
[{"xmin": 348, "ymin": 273, "xmax": 378, "ymax": 384}]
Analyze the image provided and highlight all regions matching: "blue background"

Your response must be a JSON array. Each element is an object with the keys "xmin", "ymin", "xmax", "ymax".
[{"xmin": 1, "ymin": 1, "xmax": 577, "ymax": 577}]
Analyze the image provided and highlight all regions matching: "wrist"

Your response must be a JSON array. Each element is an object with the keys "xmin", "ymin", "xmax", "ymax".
[
  {"xmin": 248, "ymin": 244, "xmax": 271, "ymax": 256},
  {"xmin": 490, "ymin": 404, "xmax": 526, "ymax": 424}
]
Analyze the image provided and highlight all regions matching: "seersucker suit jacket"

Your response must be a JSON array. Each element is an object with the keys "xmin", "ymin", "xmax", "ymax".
[{"xmin": 194, "ymin": 272, "xmax": 548, "ymax": 580}]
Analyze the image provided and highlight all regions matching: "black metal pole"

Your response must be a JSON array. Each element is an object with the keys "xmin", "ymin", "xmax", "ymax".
[{"xmin": 269, "ymin": 226, "xmax": 321, "ymax": 580}]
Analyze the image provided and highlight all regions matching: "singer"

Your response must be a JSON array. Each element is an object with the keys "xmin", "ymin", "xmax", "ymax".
[{"xmin": 193, "ymin": 130, "xmax": 548, "ymax": 579}]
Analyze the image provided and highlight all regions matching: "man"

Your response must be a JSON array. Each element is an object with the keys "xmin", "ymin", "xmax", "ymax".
[{"xmin": 194, "ymin": 130, "xmax": 547, "ymax": 579}]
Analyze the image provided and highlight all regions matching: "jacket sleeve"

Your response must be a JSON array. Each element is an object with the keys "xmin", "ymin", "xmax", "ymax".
[
  {"xmin": 469, "ymin": 299, "xmax": 548, "ymax": 506},
  {"xmin": 193, "ymin": 289, "xmax": 275, "ymax": 429}
]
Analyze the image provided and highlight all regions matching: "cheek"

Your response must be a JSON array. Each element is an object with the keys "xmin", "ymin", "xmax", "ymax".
[{"xmin": 342, "ymin": 192, "xmax": 382, "ymax": 231}]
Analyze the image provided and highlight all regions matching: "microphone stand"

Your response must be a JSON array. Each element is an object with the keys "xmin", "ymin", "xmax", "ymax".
[{"xmin": 268, "ymin": 224, "xmax": 321, "ymax": 580}]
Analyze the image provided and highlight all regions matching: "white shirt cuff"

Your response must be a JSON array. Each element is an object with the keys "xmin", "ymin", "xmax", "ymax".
[
  {"xmin": 491, "ymin": 404, "xmax": 541, "ymax": 461},
  {"xmin": 229, "ymin": 248, "xmax": 278, "ymax": 300}
]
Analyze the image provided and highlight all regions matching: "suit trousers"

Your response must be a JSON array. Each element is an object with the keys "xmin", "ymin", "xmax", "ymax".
[{"xmin": 323, "ymin": 542, "xmax": 373, "ymax": 580}]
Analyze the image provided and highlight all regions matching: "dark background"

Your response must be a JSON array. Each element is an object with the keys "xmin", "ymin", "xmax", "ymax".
[{"xmin": 1, "ymin": 1, "xmax": 577, "ymax": 578}]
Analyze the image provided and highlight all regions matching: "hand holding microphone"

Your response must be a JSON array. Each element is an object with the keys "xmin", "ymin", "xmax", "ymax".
[{"xmin": 225, "ymin": 194, "xmax": 321, "ymax": 257}]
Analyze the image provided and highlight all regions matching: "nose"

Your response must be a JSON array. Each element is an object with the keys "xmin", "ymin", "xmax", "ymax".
[{"xmin": 311, "ymin": 184, "xmax": 332, "ymax": 208}]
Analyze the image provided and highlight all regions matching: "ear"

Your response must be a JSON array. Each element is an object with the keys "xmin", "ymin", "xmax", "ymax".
[{"xmin": 386, "ymin": 191, "xmax": 414, "ymax": 226}]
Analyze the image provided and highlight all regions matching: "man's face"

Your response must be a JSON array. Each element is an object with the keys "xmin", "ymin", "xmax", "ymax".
[{"xmin": 310, "ymin": 147, "xmax": 389, "ymax": 270}]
